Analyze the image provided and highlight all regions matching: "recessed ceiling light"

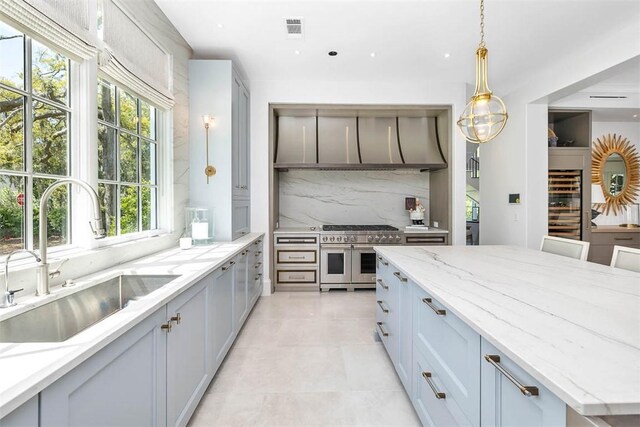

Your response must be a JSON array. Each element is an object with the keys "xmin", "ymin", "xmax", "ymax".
[
  {"xmin": 294, "ymin": 50, "xmax": 300, "ymax": 55},
  {"xmin": 444, "ymin": 53, "xmax": 451, "ymax": 59},
  {"xmin": 634, "ymin": 114, "xmax": 638, "ymax": 118},
  {"xmin": 328, "ymin": 51, "xmax": 338, "ymax": 57},
  {"xmin": 217, "ymin": 23, "xmax": 224, "ymax": 29},
  {"xmin": 370, "ymin": 52, "xmax": 376, "ymax": 58}
]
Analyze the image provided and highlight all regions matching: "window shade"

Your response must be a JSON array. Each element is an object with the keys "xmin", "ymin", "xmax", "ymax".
[
  {"xmin": 100, "ymin": 0, "xmax": 173, "ymax": 109},
  {"xmin": 0, "ymin": 0, "xmax": 97, "ymax": 59}
]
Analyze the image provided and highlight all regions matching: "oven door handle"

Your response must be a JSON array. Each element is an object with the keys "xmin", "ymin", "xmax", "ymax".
[
  {"xmin": 320, "ymin": 245, "xmax": 350, "ymax": 250},
  {"xmin": 351, "ymin": 244, "xmax": 375, "ymax": 250}
]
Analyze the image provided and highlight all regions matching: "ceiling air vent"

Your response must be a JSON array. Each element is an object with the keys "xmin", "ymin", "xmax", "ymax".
[
  {"xmin": 589, "ymin": 95, "xmax": 628, "ymax": 99},
  {"xmin": 284, "ymin": 17, "xmax": 304, "ymax": 39}
]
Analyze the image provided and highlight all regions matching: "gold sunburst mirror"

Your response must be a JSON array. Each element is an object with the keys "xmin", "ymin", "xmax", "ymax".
[{"xmin": 592, "ymin": 133, "xmax": 640, "ymax": 215}]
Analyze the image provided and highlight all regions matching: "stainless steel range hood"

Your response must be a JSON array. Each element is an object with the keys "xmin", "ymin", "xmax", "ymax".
[{"xmin": 274, "ymin": 107, "xmax": 448, "ymax": 170}]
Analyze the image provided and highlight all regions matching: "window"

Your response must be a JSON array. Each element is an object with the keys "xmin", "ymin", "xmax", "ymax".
[
  {"xmin": 0, "ymin": 21, "xmax": 72, "ymax": 256},
  {"xmin": 97, "ymin": 79, "xmax": 158, "ymax": 237}
]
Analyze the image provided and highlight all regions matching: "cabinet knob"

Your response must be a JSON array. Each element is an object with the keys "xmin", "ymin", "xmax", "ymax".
[{"xmin": 161, "ymin": 322, "xmax": 172, "ymax": 332}]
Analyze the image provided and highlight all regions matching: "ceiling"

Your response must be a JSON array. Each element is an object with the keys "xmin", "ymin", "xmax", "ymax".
[{"xmin": 155, "ymin": 0, "xmax": 640, "ymax": 94}]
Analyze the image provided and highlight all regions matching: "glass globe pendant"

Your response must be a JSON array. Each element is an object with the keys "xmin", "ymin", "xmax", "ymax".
[{"xmin": 457, "ymin": 0, "xmax": 508, "ymax": 144}]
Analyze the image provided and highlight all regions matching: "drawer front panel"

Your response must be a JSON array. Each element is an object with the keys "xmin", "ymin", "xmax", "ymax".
[
  {"xmin": 276, "ymin": 269, "xmax": 317, "ymax": 284},
  {"xmin": 413, "ymin": 284, "xmax": 480, "ymax": 426},
  {"xmin": 591, "ymin": 232, "xmax": 640, "ymax": 246},
  {"xmin": 276, "ymin": 249, "xmax": 317, "ymax": 264},
  {"xmin": 405, "ymin": 234, "xmax": 448, "ymax": 245},
  {"xmin": 481, "ymin": 339, "xmax": 566, "ymax": 427},
  {"xmin": 413, "ymin": 346, "xmax": 471, "ymax": 427}
]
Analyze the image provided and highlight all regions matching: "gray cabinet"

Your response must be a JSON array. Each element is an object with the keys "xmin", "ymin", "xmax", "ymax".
[
  {"xmin": 40, "ymin": 308, "xmax": 168, "ymax": 427},
  {"xmin": 234, "ymin": 250, "xmax": 249, "ymax": 328},
  {"xmin": 210, "ymin": 259, "xmax": 236, "ymax": 371},
  {"xmin": 189, "ymin": 60, "xmax": 251, "ymax": 241},
  {"xmin": 481, "ymin": 339, "xmax": 566, "ymax": 427},
  {"xmin": 167, "ymin": 277, "xmax": 212, "ymax": 427},
  {"xmin": 0, "ymin": 396, "xmax": 38, "ymax": 427},
  {"xmin": 588, "ymin": 230, "xmax": 640, "ymax": 265}
]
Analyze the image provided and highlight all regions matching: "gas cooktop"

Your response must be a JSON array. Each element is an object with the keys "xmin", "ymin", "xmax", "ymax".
[{"xmin": 322, "ymin": 225, "xmax": 399, "ymax": 232}]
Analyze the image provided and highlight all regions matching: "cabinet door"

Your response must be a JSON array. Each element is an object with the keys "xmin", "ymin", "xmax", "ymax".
[
  {"xmin": 396, "ymin": 276, "xmax": 412, "ymax": 394},
  {"xmin": 231, "ymin": 75, "xmax": 241, "ymax": 192},
  {"xmin": 481, "ymin": 339, "xmax": 566, "ymax": 427},
  {"xmin": 210, "ymin": 261, "xmax": 236, "ymax": 372},
  {"xmin": 41, "ymin": 308, "xmax": 167, "ymax": 427},
  {"xmin": 167, "ymin": 277, "xmax": 212, "ymax": 427},
  {"xmin": 232, "ymin": 199, "xmax": 250, "ymax": 240},
  {"xmin": 234, "ymin": 252, "xmax": 249, "ymax": 329},
  {"xmin": 235, "ymin": 84, "xmax": 250, "ymax": 198},
  {"xmin": 0, "ymin": 396, "xmax": 38, "ymax": 427}
]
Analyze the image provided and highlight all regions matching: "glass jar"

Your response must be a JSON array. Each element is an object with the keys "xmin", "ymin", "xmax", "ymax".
[{"xmin": 185, "ymin": 207, "xmax": 214, "ymax": 245}]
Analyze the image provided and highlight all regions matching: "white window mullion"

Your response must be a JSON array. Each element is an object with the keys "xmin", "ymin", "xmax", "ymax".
[{"xmin": 24, "ymin": 35, "xmax": 34, "ymax": 251}]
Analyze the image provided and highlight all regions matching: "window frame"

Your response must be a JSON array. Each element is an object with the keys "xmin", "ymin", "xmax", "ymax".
[{"xmin": 0, "ymin": 26, "xmax": 74, "ymax": 255}]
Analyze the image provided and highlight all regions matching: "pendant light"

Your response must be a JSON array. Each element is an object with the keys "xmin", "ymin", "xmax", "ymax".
[{"xmin": 457, "ymin": 0, "xmax": 508, "ymax": 143}]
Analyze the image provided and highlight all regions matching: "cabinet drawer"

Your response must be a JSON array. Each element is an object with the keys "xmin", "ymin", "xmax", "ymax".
[
  {"xmin": 481, "ymin": 339, "xmax": 566, "ymax": 427},
  {"xmin": 413, "ymin": 284, "xmax": 480, "ymax": 426},
  {"xmin": 276, "ymin": 269, "xmax": 317, "ymax": 284},
  {"xmin": 276, "ymin": 248, "xmax": 317, "ymax": 264},
  {"xmin": 404, "ymin": 234, "xmax": 448, "ymax": 245},
  {"xmin": 591, "ymin": 232, "xmax": 640, "ymax": 246},
  {"xmin": 413, "ymin": 346, "xmax": 471, "ymax": 427}
]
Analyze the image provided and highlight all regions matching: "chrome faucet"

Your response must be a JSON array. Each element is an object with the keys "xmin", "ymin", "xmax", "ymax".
[
  {"xmin": 1, "ymin": 250, "xmax": 41, "ymax": 308},
  {"xmin": 36, "ymin": 178, "xmax": 106, "ymax": 296}
]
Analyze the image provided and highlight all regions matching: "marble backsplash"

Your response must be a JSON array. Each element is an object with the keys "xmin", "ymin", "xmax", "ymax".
[{"xmin": 278, "ymin": 170, "xmax": 429, "ymax": 227}]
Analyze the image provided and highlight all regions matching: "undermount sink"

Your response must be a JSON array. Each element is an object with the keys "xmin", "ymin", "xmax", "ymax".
[{"xmin": 0, "ymin": 274, "xmax": 180, "ymax": 343}]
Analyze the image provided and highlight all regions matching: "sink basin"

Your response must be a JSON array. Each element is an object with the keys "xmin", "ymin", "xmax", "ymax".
[{"xmin": 0, "ymin": 274, "xmax": 180, "ymax": 343}]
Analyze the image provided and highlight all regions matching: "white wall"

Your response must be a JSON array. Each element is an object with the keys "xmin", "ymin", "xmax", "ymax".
[
  {"xmin": 249, "ymin": 79, "xmax": 468, "ymax": 293},
  {"xmin": 481, "ymin": 22, "xmax": 640, "ymax": 248}
]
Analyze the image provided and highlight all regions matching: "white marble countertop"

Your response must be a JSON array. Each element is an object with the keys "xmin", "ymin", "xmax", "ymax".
[
  {"xmin": 0, "ymin": 233, "xmax": 264, "ymax": 418},
  {"xmin": 374, "ymin": 245, "xmax": 640, "ymax": 416}
]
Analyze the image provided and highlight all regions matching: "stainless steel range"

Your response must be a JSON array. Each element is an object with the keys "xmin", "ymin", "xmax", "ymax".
[{"xmin": 320, "ymin": 225, "xmax": 403, "ymax": 291}]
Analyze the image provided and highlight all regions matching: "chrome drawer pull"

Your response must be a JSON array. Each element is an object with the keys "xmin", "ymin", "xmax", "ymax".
[
  {"xmin": 393, "ymin": 271, "xmax": 407, "ymax": 282},
  {"xmin": 377, "ymin": 256, "xmax": 389, "ymax": 266},
  {"xmin": 422, "ymin": 298, "xmax": 446, "ymax": 316},
  {"xmin": 376, "ymin": 278, "xmax": 389, "ymax": 290},
  {"xmin": 287, "ymin": 255, "xmax": 307, "ymax": 260},
  {"xmin": 614, "ymin": 237, "xmax": 633, "ymax": 241},
  {"xmin": 289, "ymin": 275, "xmax": 306, "ymax": 280},
  {"xmin": 484, "ymin": 355, "xmax": 539, "ymax": 397},
  {"xmin": 376, "ymin": 322, "xmax": 389, "ymax": 337},
  {"xmin": 376, "ymin": 300, "xmax": 389, "ymax": 313},
  {"xmin": 421, "ymin": 372, "xmax": 446, "ymax": 399}
]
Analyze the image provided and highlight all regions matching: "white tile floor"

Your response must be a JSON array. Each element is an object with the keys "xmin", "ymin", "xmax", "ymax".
[{"xmin": 189, "ymin": 291, "xmax": 421, "ymax": 427}]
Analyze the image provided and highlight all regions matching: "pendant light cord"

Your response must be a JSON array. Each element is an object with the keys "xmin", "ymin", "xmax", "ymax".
[{"xmin": 479, "ymin": 0, "xmax": 486, "ymax": 48}]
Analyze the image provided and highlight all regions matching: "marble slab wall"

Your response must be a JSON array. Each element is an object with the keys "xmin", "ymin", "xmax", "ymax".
[{"xmin": 279, "ymin": 170, "xmax": 429, "ymax": 227}]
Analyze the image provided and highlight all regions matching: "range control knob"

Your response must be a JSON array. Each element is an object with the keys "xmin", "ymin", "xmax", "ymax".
[
  {"xmin": 351, "ymin": 236, "xmax": 356, "ymax": 243},
  {"xmin": 396, "ymin": 235, "xmax": 402, "ymax": 241},
  {"xmin": 380, "ymin": 235, "xmax": 388, "ymax": 242},
  {"xmin": 374, "ymin": 235, "xmax": 380, "ymax": 242},
  {"xmin": 322, "ymin": 236, "xmax": 328, "ymax": 242},
  {"xmin": 367, "ymin": 235, "xmax": 373, "ymax": 243},
  {"xmin": 336, "ymin": 236, "xmax": 342, "ymax": 242},
  {"xmin": 330, "ymin": 236, "xmax": 335, "ymax": 242}
]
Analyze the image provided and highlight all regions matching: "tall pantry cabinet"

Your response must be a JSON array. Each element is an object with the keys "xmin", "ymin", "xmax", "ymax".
[{"xmin": 189, "ymin": 61, "xmax": 250, "ymax": 241}]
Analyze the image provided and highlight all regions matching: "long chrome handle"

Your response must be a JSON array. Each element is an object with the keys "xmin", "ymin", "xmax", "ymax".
[
  {"xmin": 393, "ymin": 271, "xmax": 407, "ymax": 282},
  {"xmin": 288, "ymin": 275, "xmax": 306, "ymax": 280},
  {"xmin": 376, "ymin": 300, "xmax": 389, "ymax": 313},
  {"xmin": 286, "ymin": 255, "xmax": 307, "ymax": 260},
  {"xmin": 376, "ymin": 322, "xmax": 389, "ymax": 337},
  {"xmin": 614, "ymin": 237, "xmax": 633, "ymax": 241},
  {"xmin": 422, "ymin": 298, "xmax": 446, "ymax": 316},
  {"xmin": 377, "ymin": 256, "xmax": 389, "ymax": 266},
  {"xmin": 376, "ymin": 278, "xmax": 389, "ymax": 290},
  {"xmin": 484, "ymin": 355, "xmax": 539, "ymax": 397},
  {"xmin": 422, "ymin": 372, "xmax": 446, "ymax": 399}
]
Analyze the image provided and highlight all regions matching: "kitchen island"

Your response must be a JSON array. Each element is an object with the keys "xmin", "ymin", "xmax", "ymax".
[{"xmin": 374, "ymin": 245, "xmax": 639, "ymax": 426}]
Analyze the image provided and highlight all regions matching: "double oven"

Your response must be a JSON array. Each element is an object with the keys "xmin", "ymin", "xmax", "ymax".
[{"xmin": 319, "ymin": 225, "xmax": 403, "ymax": 291}]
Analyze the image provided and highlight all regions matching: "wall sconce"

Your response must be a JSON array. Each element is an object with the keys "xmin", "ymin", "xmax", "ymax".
[{"xmin": 202, "ymin": 115, "xmax": 216, "ymax": 183}]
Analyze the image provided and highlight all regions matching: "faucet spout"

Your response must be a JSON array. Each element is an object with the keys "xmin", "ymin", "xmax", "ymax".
[
  {"xmin": 1, "ymin": 249, "xmax": 40, "ymax": 308},
  {"xmin": 37, "ymin": 178, "xmax": 106, "ymax": 296}
]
